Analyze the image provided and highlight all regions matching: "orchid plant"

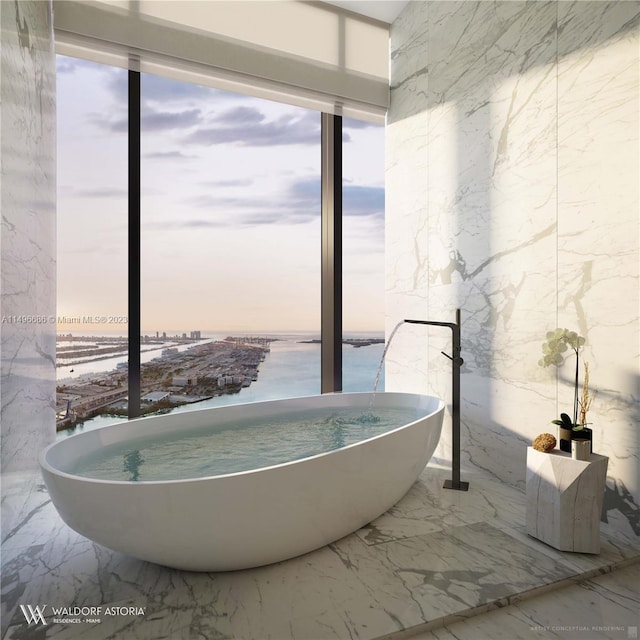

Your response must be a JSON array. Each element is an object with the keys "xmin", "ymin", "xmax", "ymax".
[{"xmin": 539, "ymin": 328, "xmax": 587, "ymax": 431}]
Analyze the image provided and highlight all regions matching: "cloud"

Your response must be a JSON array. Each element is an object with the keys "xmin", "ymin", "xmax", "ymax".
[
  {"xmin": 142, "ymin": 74, "xmax": 217, "ymax": 102},
  {"xmin": 56, "ymin": 57, "xmax": 79, "ymax": 75},
  {"xmin": 166, "ymin": 188, "xmax": 317, "ymax": 228},
  {"xmin": 341, "ymin": 117, "xmax": 382, "ymax": 143},
  {"xmin": 200, "ymin": 179, "xmax": 254, "ymax": 188},
  {"xmin": 144, "ymin": 219, "xmax": 227, "ymax": 231},
  {"xmin": 343, "ymin": 117, "xmax": 379, "ymax": 130},
  {"xmin": 184, "ymin": 110, "xmax": 320, "ymax": 147},
  {"xmin": 144, "ymin": 151, "xmax": 198, "ymax": 160},
  {"xmin": 73, "ymin": 188, "xmax": 128, "ymax": 199},
  {"xmin": 89, "ymin": 106, "xmax": 202, "ymax": 133},
  {"xmin": 103, "ymin": 70, "xmax": 128, "ymax": 102},
  {"xmin": 161, "ymin": 174, "xmax": 382, "ymax": 229},
  {"xmin": 288, "ymin": 177, "xmax": 320, "ymax": 210},
  {"xmin": 88, "ymin": 113, "xmax": 127, "ymax": 133},
  {"xmin": 290, "ymin": 177, "xmax": 384, "ymax": 218},
  {"xmin": 213, "ymin": 106, "xmax": 265, "ymax": 125},
  {"xmin": 107, "ymin": 71, "xmax": 232, "ymax": 105},
  {"xmin": 142, "ymin": 108, "xmax": 202, "ymax": 131},
  {"xmin": 343, "ymin": 184, "xmax": 385, "ymax": 216}
]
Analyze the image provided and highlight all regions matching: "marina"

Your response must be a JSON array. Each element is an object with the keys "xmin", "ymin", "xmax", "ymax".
[{"xmin": 56, "ymin": 337, "xmax": 272, "ymax": 430}]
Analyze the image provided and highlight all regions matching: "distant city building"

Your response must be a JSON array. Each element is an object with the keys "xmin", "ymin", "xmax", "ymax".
[
  {"xmin": 162, "ymin": 332, "xmax": 166, "ymax": 339},
  {"xmin": 142, "ymin": 391, "xmax": 170, "ymax": 404},
  {"xmin": 190, "ymin": 331, "xmax": 201, "ymax": 339},
  {"xmin": 218, "ymin": 375, "xmax": 234, "ymax": 387}
]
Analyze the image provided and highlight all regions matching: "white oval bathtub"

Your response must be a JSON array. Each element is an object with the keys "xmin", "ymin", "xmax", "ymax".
[{"xmin": 40, "ymin": 392, "xmax": 444, "ymax": 572}]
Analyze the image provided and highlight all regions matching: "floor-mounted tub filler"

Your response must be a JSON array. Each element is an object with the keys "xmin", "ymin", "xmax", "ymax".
[{"xmin": 40, "ymin": 392, "xmax": 444, "ymax": 572}]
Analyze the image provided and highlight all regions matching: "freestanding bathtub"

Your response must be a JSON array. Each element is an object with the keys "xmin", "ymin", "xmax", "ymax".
[{"xmin": 40, "ymin": 392, "xmax": 444, "ymax": 571}]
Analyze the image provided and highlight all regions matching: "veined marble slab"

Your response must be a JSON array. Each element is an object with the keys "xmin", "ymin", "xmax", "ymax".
[
  {"xmin": 0, "ymin": 0, "xmax": 57, "ymax": 473},
  {"xmin": 398, "ymin": 561, "xmax": 640, "ymax": 640},
  {"xmin": 387, "ymin": 0, "xmax": 639, "ymax": 544},
  {"xmin": 356, "ymin": 464, "xmax": 527, "ymax": 546}
]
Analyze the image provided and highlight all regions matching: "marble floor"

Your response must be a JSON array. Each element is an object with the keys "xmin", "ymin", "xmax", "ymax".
[
  {"xmin": 403, "ymin": 562, "xmax": 639, "ymax": 640},
  {"xmin": 2, "ymin": 461, "xmax": 638, "ymax": 640}
]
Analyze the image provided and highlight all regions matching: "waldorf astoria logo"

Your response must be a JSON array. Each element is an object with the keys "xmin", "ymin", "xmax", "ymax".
[
  {"xmin": 19, "ymin": 605, "xmax": 48, "ymax": 626},
  {"xmin": 19, "ymin": 603, "xmax": 146, "ymax": 626}
]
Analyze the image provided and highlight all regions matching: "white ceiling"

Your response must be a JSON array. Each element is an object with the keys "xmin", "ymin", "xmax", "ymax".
[{"xmin": 319, "ymin": 1, "xmax": 410, "ymax": 24}]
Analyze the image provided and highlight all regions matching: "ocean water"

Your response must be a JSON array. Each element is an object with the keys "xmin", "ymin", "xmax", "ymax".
[
  {"xmin": 59, "ymin": 336, "xmax": 386, "ymax": 438},
  {"xmin": 69, "ymin": 406, "xmax": 415, "ymax": 482}
]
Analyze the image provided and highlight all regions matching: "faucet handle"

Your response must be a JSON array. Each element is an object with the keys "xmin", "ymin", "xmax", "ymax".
[{"xmin": 441, "ymin": 351, "xmax": 464, "ymax": 367}]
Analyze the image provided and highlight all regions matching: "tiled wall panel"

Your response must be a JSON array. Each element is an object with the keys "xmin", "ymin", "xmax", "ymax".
[
  {"xmin": 557, "ymin": 1, "xmax": 640, "ymax": 535},
  {"xmin": 1, "ymin": 0, "xmax": 56, "ymax": 471},
  {"xmin": 387, "ymin": 1, "xmax": 639, "ymax": 537}
]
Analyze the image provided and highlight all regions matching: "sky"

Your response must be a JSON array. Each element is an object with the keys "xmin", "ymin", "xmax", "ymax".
[{"xmin": 56, "ymin": 56, "xmax": 385, "ymax": 335}]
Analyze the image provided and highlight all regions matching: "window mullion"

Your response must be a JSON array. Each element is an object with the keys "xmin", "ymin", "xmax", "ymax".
[
  {"xmin": 128, "ymin": 69, "xmax": 141, "ymax": 418},
  {"xmin": 321, "ymin": 113, "xmax": 342, "ymax": 393}
]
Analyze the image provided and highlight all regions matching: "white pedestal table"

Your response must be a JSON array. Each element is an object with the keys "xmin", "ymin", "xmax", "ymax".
[{"xmin": 526, "ymin": 447, "xmax": 608, "ymax": 554}]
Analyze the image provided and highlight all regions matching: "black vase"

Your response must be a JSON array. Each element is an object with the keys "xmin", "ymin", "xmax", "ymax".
[
  {"xmin": 559, "ymin": 426, "xmax": 593, "ymax": 453},
  {"xmin": 558, "ymin": 426, "xmax": 573, "ymax": 452}
]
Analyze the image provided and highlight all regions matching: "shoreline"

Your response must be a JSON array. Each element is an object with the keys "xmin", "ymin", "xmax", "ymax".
[
  {"xmin": 298, "ymin": 338, "xmax": 384, "ymax": 348},
  {"xmin": 56, "ymin": 334, "xmax": 386, "ymax": 433},
  {"xmin": 56, "ymin": 337, "xmax": 272, "ymax": 432}
]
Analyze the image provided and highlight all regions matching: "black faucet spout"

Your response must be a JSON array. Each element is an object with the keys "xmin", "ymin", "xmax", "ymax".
[{"xmin": 403, "ymin": 310, "xmax": 469, "ymax": 491}]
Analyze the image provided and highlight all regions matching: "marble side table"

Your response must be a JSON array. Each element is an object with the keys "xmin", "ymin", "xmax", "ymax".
[{"xmin": 526, "ymin": 447, "xmax": 608, "ymax": 554}]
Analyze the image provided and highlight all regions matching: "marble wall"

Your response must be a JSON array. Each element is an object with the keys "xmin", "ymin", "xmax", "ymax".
[
  {"xmin": 1, "ymin": 0, "xmax": 56, "ymax": 471},
  {"xmin": 386, "ymin": 1, "xmax": 639, "ymax": 537}
]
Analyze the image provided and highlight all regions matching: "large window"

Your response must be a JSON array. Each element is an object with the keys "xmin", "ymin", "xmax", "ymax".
[
  {"xmin": 342, "ymin": 118, "xmax": 385, "ymax": 392},
  {"xmin": 56, "ymin": 56, "xmax": 129, "ymax": 430},
  {"xmin": 56, "ymin": 56, "xmax": 385, "ymax": 433},
  {"xmin": 140, "ymin": 73, "xmax": 322, "ymax": 408},
  {"xmin": 57, "ymin": 57, "xmax": 128, "ymax": 335}
]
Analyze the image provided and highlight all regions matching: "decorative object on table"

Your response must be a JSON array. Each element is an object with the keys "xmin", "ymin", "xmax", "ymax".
[
  {"xmin": 532, "ymin": 433, "xmax": 556, "ymax": 452},
  {"xmin": 578, "ymin": 361, "xmax": 595, "ymax": 424},
  {"xmin": 571, "ymin": 438, "xmax": 591, "ymax": 461},
  {"xmin": 539, "ymin": 328, "xmax": 594, "ymax": 452},
  {"xmin": 552, "ymin": 411, "xmax": 593, "ymax": 454},
  {"xmin": 526, "ymin": 447, "xmax": 608, "ymax": 553},
  {"xmin": 552, "ymin": 412, "xmax": 578, "ymax": 453}
]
